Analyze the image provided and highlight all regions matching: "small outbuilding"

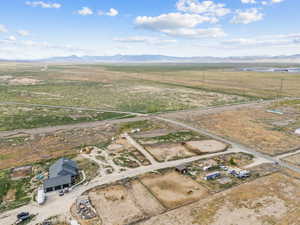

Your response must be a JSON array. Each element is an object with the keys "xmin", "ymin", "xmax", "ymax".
[
  {"xmin": 175, "ymin": 164, "xmax": 188, "ymax": 174},
  {"xmin": 204, "ymin": 172, "xmax": 221, "ymax": 180}
]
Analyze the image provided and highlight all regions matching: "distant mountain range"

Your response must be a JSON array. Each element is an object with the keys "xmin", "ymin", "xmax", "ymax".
[{"xmin": 2, "ymin": 54, "xmax": 300, "ymax": 63}]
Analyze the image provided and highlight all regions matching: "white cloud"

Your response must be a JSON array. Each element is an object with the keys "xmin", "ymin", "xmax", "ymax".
[
  {"xmin": 114, "ymin": 36, "xmax": 177, "ymax": 45},
  {"xmin": 135, "ymin": 12, "xmax": 226, "ymax": 39},
  {"xmin": 106, "ymin": 8, "xmax": 119, "ymax": 17},
  {"xmin": 136, "ymin": 13, "xmax": 217, "ymax": 31},
  {"xmin": 261, "ymin": 0, "xmax": 284, "ymax": 5},
  {"xmin": 17, "ymin": 30, "xmax": 30, "ymax": 36},
  {"xmin": 7, "ymin": 36, "xmax": 17, "ymax": 41},
  {"xmin": 176, "ymin": 0, "xmax": 230, "ymax": 17},
  {"xmin": 162, "ymin": 27, "xmax": 226, "ymax": 38},
  {"xmin": 0, "ymin": 24, "xmax": 8, "ymax": 33},
  {"xmin": 271, "ymin": 0, "xmax": 284, "ymax": 3},
  {"xmin": 25, "ymin": 1, "xmax": 61, "ymax": 9},
  {"xmin": 77, "ymin": 7, "xmax": 93, "ymax": 16},
  {"xmin": 231, "ymin": 8, "xmax": 263, "ymax": 24},
  {"xmin": 241, "ymin": 0, "xmax": 256, "ymax": 3}
]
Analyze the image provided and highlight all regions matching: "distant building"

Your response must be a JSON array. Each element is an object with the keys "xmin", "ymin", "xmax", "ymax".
[
  {"xmin": 43, "ymin": 158, "xmax": 79, "ymax": 192},
  {"xmin": 175, "ymin": 164, "xmax": 188, "ymax": 174}
]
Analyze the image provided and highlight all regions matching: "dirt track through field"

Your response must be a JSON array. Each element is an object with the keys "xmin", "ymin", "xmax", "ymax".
[{"xmin": 0, "ymin": 117, "xmax": 146, "ymax": 138}]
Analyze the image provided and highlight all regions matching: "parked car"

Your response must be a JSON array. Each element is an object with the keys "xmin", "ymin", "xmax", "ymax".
[
  {"xmin": 64, "ymin": 188, "xmax": 69, "ymax": 193},
  {"xmin": 17, "ymin": 212, "xmax": 30, "ymax": 221},
  {"xmin": 220, "ymin": 165, "xmax": 228, "ymax": 171},
  {"xmin": 58, "ymin": 190, "xmax": 64, "ymax": 196}
]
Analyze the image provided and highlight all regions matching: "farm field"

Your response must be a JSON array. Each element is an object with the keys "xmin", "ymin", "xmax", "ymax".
[
  {"xmin": 136, "ymin": 172, "xmax": 300, "ymax": 225},
  {"xmin": 163, "ymin": 99, "xmax": 300, "ymax": 155}
]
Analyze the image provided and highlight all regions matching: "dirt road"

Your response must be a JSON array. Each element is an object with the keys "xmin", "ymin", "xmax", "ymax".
[
  {"xmin": 0, "ymin": 101, "xmax": 146, "ymax": 116},
  {"xmin": 124, "ymin": 133, "xmax": 158, "ymax": 165},
  {"xmin": 0, "ymin": 117, "xmax": 147, "ymax": 138}
]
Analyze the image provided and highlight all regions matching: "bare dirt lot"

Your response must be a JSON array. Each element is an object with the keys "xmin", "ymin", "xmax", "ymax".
[
  {"xmin": 88, "ymin": 180, "xmax": 165, "ymax": 225},
  {"xmin": 139, "ymin": 170, "xmax": 208, "ymax": 209},
  {"xmin": 164, "ymin": 102, "xmax": 300, "ymax": 155},
  {"xmin": 145, "ymin": 143, "xmax": 197, "ymax": 162},
  {"xmin": 137, "ymin": 130, "xmax": 222, "ymax": 162},
  {"xmin": 144, "ymin": 139, "xmax": 228, "ymax": 162},
  {"xmin": 184, "ymin": 140, "xmax": 229, "ymax": 154},
  {"xmin": 137, "ymin": 173, "xmax": 300, "ymax": 225}
]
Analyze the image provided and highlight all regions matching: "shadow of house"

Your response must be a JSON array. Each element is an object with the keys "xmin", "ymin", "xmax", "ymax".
[{"xmin": 44, "ymin": 158, "xmax": 79, "ymax": 193}]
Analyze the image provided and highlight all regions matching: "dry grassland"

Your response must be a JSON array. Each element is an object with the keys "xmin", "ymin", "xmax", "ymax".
[
  {"xmin": 282, "ymin": 153, "xmax": 300, "ymax": 167},
  {"xmin": 0, "ymin": 124, "xmax": 115, "ymax": 169},
  {"xmin": 137, "ymin": 173, "xmax": 300, "ymax": 225},
  {"xmin": 108, "ymin": 66, "xmax": 300, "ymax": 98},
  {"xmin": 0, "ymin": 64, "xmax": 250, "ymax": 113},
  {"xmin": 165, "ymin": 104, "xmax": 300, "ymax": 155}
]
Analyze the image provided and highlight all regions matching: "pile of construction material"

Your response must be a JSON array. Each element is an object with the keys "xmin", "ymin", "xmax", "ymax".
[
  {"xmin": 80, "ymin": 146, "xmax": 93, "ymax": 154},
  {"xmin": 76, "ymin": 195, "xmax": 97, "ymax": 220}
]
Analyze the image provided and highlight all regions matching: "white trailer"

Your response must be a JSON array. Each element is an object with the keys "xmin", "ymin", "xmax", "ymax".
[{"xmin": 37, "ymin": 188, "xmax": 46, "ymax": 205}]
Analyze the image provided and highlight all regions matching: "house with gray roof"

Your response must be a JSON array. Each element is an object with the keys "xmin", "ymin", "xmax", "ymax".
[{"xmin": 44, "ymin": 158, "xmax": 79, "ymax": 192}]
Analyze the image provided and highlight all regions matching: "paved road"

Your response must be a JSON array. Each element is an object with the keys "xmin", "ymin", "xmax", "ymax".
[
  {"xmin": 0, "ymin": 148, "xmax": 240, "ymax": 225},
  {"xmin": 154, "ymin": 116, "xmax": 300, "ymax": 174}
]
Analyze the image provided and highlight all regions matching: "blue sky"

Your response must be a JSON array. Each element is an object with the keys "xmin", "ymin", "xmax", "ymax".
[{"xmin": 0, "ymin": 0, "xmax": 299, "ymax": 59}]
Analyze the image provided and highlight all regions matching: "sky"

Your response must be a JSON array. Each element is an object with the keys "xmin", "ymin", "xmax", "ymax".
[{"xmin": 0, "ymin": 0, "xmax": 299, "ymax": 59}]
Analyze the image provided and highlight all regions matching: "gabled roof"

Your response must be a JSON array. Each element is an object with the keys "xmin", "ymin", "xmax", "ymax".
[
  {"xmin": 49, "ymin": 158, "xmax": 78, "ymax": 178},
  {"xmin": 175, "ymin": 164, "xmax": 188, "ymax": 171},
  {"xmin": 44, "ymin": 175, "xmax": 72, "ymax": 189}
]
